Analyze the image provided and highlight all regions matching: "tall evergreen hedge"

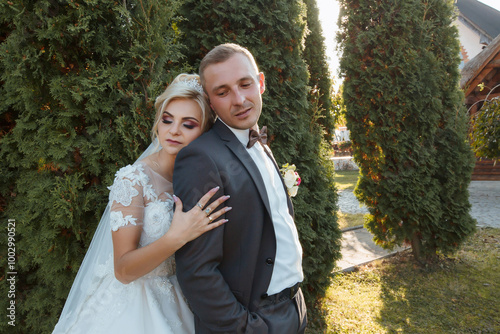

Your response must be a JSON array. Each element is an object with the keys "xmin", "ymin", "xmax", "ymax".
[
  {"xmin": 303, "ymin": 0, "xmax": 335, "ymax": 140},
  {"xmin": 338, "ymin": 0, "xmax": 476, "ymax": 262},
  {"xmin": 179, "ymin": 0, "xmax": 341, "ymax": 327},
  {"xmin": 0, "ymin": 1, "xmax": 186, "ymax": 332},
  {"xmin": 1, "ymin": 0, "xmax": 340, "ymax": 332}
]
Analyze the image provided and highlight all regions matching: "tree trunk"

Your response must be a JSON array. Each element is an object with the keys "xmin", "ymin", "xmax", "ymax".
[{"xmin": 411, "ymin": 233, "xmax": 423, "ymax": 264}]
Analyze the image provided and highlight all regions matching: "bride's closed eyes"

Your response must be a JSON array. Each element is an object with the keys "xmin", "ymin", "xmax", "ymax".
[{"xmin": 162, "ymin": 112, "xmax": 200, "ymax": 129}]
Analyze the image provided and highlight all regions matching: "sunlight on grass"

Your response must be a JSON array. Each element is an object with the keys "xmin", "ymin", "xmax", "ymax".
[
  {"xmin": 322, "ymin": 228, "xmax": 500, "ymax": 333},
  {"xmin": 335, "ymin": 170, "xmax": 365, "ymax": 230},
  {"xmin": 334, "ymin": 170, "xmax": 360, "ymax": 192},
  {"xmin": 337, "ymin": 211, "xmax": 368, "ymax": 230}
]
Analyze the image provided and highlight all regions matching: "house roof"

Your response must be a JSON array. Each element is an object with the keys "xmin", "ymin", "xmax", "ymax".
[
  {"xmin": 456, "ymin": 0, "xmax": 500, "ymax": 41},
  {"xmin": 460, "ymin": 33, "xmax": 500, "ymax": 108}
]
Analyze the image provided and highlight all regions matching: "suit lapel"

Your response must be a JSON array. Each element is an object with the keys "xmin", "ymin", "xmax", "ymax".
[{"xmin": 213, "ymin": 120, "xmax": 273, "ymax": 217}]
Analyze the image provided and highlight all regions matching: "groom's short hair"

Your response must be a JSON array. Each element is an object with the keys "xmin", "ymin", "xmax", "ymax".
[{"xmin": 199, "ymin": 43, "xmax": 260, "ymax": 88}]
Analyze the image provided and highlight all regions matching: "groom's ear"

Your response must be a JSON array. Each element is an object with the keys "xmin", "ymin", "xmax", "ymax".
[{"xmin": 258, "ymin": 72, "xmax": 265, "ymax": 94}]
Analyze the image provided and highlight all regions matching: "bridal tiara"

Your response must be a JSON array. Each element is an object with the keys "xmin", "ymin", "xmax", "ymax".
[{"xmin": 180, "ymin": 79, "xmax": 204, "ymax": 94}]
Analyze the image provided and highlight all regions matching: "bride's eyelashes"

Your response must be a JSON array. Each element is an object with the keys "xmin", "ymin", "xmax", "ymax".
[
  {"xmin": 182, "ymin": 122, "xmax": 198, "ymax": 130},
  {"xmin": 161, "ymin": 112, "xmax": 172, "ymax": 124},
  {"xmin": 161, "ymin": 117, "xmax": 199, "ymax": 130}
]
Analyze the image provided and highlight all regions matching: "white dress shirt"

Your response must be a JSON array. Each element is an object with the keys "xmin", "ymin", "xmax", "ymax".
[{"xmin": 221, "ymin": 121, "xmax": 304, "ymax": 295}]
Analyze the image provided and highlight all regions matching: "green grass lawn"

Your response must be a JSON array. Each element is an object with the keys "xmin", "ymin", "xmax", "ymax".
[
  {"xmin": 337, "ymin": 211, "xmax": 368, "ymax": 230},
  {"xmin": 334, "ymin": 170, "xmax": 360, "ymax": 192},
  {"xmin": 334, "ymin": 170, "xmax": 366, "ymax": 230},
  {"xmin": 320, "ymin": 227, "xmax": 500, "ymax": 333}
]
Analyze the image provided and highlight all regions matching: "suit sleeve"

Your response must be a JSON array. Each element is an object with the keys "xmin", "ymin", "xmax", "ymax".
[{"xmin": 173, "ymin": 145, "xmax": 268, "ymax": 333}]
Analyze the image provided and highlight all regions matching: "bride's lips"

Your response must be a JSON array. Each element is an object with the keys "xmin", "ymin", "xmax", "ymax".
[{"xmin": 166, "ymin": 139, "xmax": 182, "ymax": 145}]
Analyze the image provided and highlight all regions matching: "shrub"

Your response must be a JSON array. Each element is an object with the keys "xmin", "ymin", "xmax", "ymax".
[
  {"xmin": 0, "ymin": 1, "xmax": 186, "ymax": 331},
  {"xmin": 337, "ymin": 0, "xmax": 476, "ymax": 263},
  {"xmin": 469, "ymin": 85, "xmax": 500, "ymax": 161}
]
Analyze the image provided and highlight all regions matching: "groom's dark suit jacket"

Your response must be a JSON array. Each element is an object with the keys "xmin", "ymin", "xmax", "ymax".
[{"xmin": 173, "ymin": 119, "xmax": 297, "ymax": 333}]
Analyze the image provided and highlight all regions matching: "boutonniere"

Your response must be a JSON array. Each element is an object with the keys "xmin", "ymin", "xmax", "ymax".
[{"xmin": 280, "ymin": 163, "xmax": 301, "ymax": 197}]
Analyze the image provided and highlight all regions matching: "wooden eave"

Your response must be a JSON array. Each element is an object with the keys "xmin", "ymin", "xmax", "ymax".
[{"xmin": 461, "ymin": 34, "xmax": 500, "ymax": 108}]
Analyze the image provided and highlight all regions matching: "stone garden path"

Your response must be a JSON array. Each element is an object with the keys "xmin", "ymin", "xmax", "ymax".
[{"xmin": 337, "ymin": 181, "xmax": 500, "ymax": 271}]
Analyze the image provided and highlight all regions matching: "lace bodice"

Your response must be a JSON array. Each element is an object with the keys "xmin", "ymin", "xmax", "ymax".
[
  {"xmin": 52, "ymin": 155, "xmax": 194, "ymax": 334},
  {"xmin": 108, "ymin": 162, "xmax": 176, "ymax": 277}
]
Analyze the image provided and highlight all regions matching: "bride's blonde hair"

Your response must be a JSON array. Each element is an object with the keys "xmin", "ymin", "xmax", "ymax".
[{"xmin": 151, "ymin": 74, "xmax": 214, "ymax": 143}]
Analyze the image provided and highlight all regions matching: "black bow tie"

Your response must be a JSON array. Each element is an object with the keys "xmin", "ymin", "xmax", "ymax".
[{"xmin": 247, "ymin": 126, "xmax": 268, "ymax": 148}]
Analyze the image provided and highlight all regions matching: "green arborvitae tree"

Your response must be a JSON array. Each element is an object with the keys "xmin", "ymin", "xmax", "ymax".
[
  {"xmin": 0, "ymin": 1, "xmax": 186, "ymax": 332},
  {"xmin": 303, "ymin": 0, "xmax": 335, "ymax": 140},
  {"xmin": 178, "ymin": 0, "xmax": 341, "ymax": 328},
  {"xmin": 338, "ymin": 0, "xmax": 476, "ymax": 263},
  {"xmin": 0, "ymin": 13, "xmax": 13, "ymax": 212}
]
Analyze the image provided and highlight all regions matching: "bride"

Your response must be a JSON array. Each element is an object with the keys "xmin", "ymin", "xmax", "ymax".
[{"xmin": 53, "ymin": 74, "xmax": 229, "ymax": 333}]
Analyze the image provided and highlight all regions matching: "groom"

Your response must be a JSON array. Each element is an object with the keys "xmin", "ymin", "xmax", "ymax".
[{"xmin": 173, "ymin": 43, "xmax": 307, "ymax": 333}]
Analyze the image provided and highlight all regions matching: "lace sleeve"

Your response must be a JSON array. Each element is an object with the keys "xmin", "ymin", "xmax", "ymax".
[{"xmin": 108, "ymin": 165, "xmax": 148, "ymax": 231}]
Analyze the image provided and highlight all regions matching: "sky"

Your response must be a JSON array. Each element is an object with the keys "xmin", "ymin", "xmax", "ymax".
[{"xmin": 317, "ymin": 0, "xmax": 500, "ymax": 89}]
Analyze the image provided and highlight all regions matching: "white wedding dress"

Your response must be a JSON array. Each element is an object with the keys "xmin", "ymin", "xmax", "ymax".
[{"xmin": 53, "ymin": 161, "xmax": 194, "ymax": 334}]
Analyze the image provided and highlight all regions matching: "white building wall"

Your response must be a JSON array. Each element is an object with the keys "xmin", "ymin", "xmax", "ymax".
[
  {"xmin": 456, "ymin": 19, "xmax": 486, "ymax": 61},
  {"xmin": 334, "ymin": 127, "xmax": 350, "ymax": 143}
]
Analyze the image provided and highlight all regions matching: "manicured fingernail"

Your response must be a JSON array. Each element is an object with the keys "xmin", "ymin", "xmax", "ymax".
[
  {"xmin": 212, "ymin": 186, "xmax": 220, "ymax": 192},
  {"xmin": 225, "ymin": 207, "xmax": 232, "ymax": 212},
  {"xmin": 224, "ymin": 195, "xmax": 231, "ymax": 200},
  {"xmin": 173, "ymin": 195, "xmax": 178, "ymax": 202},
  {"xmin": 222, "ymin": 219, "xmax": 229, "ymax": 223}
]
